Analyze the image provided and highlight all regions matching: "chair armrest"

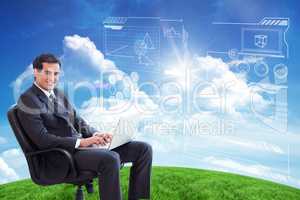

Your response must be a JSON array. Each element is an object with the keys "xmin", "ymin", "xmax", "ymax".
[{"xmin": 26, "ymin": 148, "xmax": 77, "ymax": 178}]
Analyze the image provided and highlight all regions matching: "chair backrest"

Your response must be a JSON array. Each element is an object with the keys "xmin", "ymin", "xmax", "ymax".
[
  {"xmin": 7, "ymin": 105, "xmax": 36, "ymax": 153},
  {"xmin": 7, "ymin": 105, "xmax": 97, "ymax": 186},
  {"xmin": 7, "ymin": 105, "xmax": 43, "ymax": 184}
]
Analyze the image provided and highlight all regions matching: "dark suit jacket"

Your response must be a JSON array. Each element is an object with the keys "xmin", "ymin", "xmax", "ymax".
[{"xmin": 17, "ymin": 84, "xmax": 97, "ymax": 180}]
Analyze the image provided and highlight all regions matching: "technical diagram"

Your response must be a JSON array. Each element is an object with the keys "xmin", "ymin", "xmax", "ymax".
[
  {"xmin": 208, "ymin": 17, "xmax": 289, "ymax": 59},
  {"xmin": 103, "ymin": 17, "xmax": 187, "ymax": 72}
]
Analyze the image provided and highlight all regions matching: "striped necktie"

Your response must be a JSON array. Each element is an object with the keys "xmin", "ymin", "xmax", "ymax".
[{"xmin": 49, "ymin": 93, "xmax": 56, "ymax": 102}]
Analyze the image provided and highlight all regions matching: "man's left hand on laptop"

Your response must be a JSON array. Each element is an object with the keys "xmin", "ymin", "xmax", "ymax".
[{"xmin": 94, "ymin": 132, "xmax": 113, "ymax": 144}]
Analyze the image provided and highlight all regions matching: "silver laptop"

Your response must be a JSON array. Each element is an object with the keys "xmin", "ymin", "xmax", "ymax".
[{"xmin": 79, "ymin": 118, "xmax": 135, "ymax": 150}]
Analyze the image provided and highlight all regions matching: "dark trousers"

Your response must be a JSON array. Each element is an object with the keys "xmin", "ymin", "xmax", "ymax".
[{"xmin": 74, "ymin": 141, "xmax": 152, "ymax": 200}]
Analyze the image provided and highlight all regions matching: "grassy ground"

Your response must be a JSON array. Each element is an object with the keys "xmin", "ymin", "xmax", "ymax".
[{"xmin": 0, "ymin": 166, "xmax": 299, "ymax": 200}]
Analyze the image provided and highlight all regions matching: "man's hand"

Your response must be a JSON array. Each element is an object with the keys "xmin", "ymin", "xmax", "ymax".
[
  {"xmin": 94, "ymin": 132, "xmax": 113, "ymax": 144},
  {"xmin": 79, "ymin": 135, "xmax": 107, "ymax": 147},
  {"xmin": 79, "ymin": 132, "xmax": 113, "ymax": 147}
]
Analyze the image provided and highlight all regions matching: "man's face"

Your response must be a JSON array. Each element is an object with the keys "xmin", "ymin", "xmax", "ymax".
[{"xmin": 34, "ymin": 62, "xmax": 60, "ymax": 91}]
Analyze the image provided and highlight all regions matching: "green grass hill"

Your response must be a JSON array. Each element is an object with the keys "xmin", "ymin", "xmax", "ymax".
[{"xmin": 0, "ymin": 166, "xmax": 299, "ymax": 200}]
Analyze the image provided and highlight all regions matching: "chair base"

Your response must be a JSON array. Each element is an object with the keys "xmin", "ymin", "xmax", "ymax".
[
  {"xmin": 85, "ymin": 181, "xmax": 94, "ymax": 193},
  {"xmin": 75, "ymin": 185, "xmax": 84, "ymax": 200}
]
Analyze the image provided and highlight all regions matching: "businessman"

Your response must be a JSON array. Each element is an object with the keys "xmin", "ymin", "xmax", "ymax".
[{"xmin": 17, "ymin": 53, "xmax": 152, "ymax": 200}]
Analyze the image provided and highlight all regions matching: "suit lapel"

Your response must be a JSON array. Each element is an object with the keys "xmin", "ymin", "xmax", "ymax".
[
  {"xmin": 31, "ymin": 84, "xmax": 71, "ymax": 123},
  {"xmin": 31, "ymin": 84, "xmax": 52, "ymax": 108}
]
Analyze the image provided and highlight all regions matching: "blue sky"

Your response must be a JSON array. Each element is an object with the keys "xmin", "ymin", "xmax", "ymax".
[{"xmin": 1, "ymin": 0, "xmax": 300, "ymax": 187}]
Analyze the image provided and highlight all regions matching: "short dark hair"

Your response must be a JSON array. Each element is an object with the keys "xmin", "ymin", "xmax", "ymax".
[{"xmin": 32, "ymin": 53, "xmax": 61, "ymax": 70}]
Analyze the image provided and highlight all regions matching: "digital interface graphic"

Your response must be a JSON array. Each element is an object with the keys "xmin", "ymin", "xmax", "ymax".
[
  {"xmin": 100, "ymin": 16, "xmax": 291, "ymax": 186},
  {"xmin": 103, "ymin": 17, "xmax": 187, "ymax": 72}
]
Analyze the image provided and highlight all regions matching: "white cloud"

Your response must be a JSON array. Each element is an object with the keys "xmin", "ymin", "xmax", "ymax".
[
  {"xmin": 0, "ymin": 157, "xmax": 19, "ymax": 184},
  {"xmin": 202, "ymin": 156, "xmax": 289, "ymax": 182},
  {"xmin": 203, "ymin": 156, "xmax": 270, "ymax": 176},
  {"xmin": 190, "ymin": 56, "xmax": 272, "ymax": 116},
  {"xmin": 0, "ymin": 148, "xmax": 28, "ymax": 184},
  {"xmin": 1, "ymin": 148, "xmax": 27, "ymax": 169},
  {"xmin": 63, "ymin": 34, "xmax": 116, "ymax": 72},
  {"xmin": 202, "ymin": 155, "xmax": 300, "ymax": 188},
  {"xmin": 224, "ymin": 138, "xmax": 285, "ymax": 155},
  {"xmin": 79, "ymin": 94, "xmax": 159, "ymax": 132}
]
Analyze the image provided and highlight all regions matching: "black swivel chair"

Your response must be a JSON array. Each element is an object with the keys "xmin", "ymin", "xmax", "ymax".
[{"xmin": 7, "ymin": 105, "xmax": 97, "ymax": 200}]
